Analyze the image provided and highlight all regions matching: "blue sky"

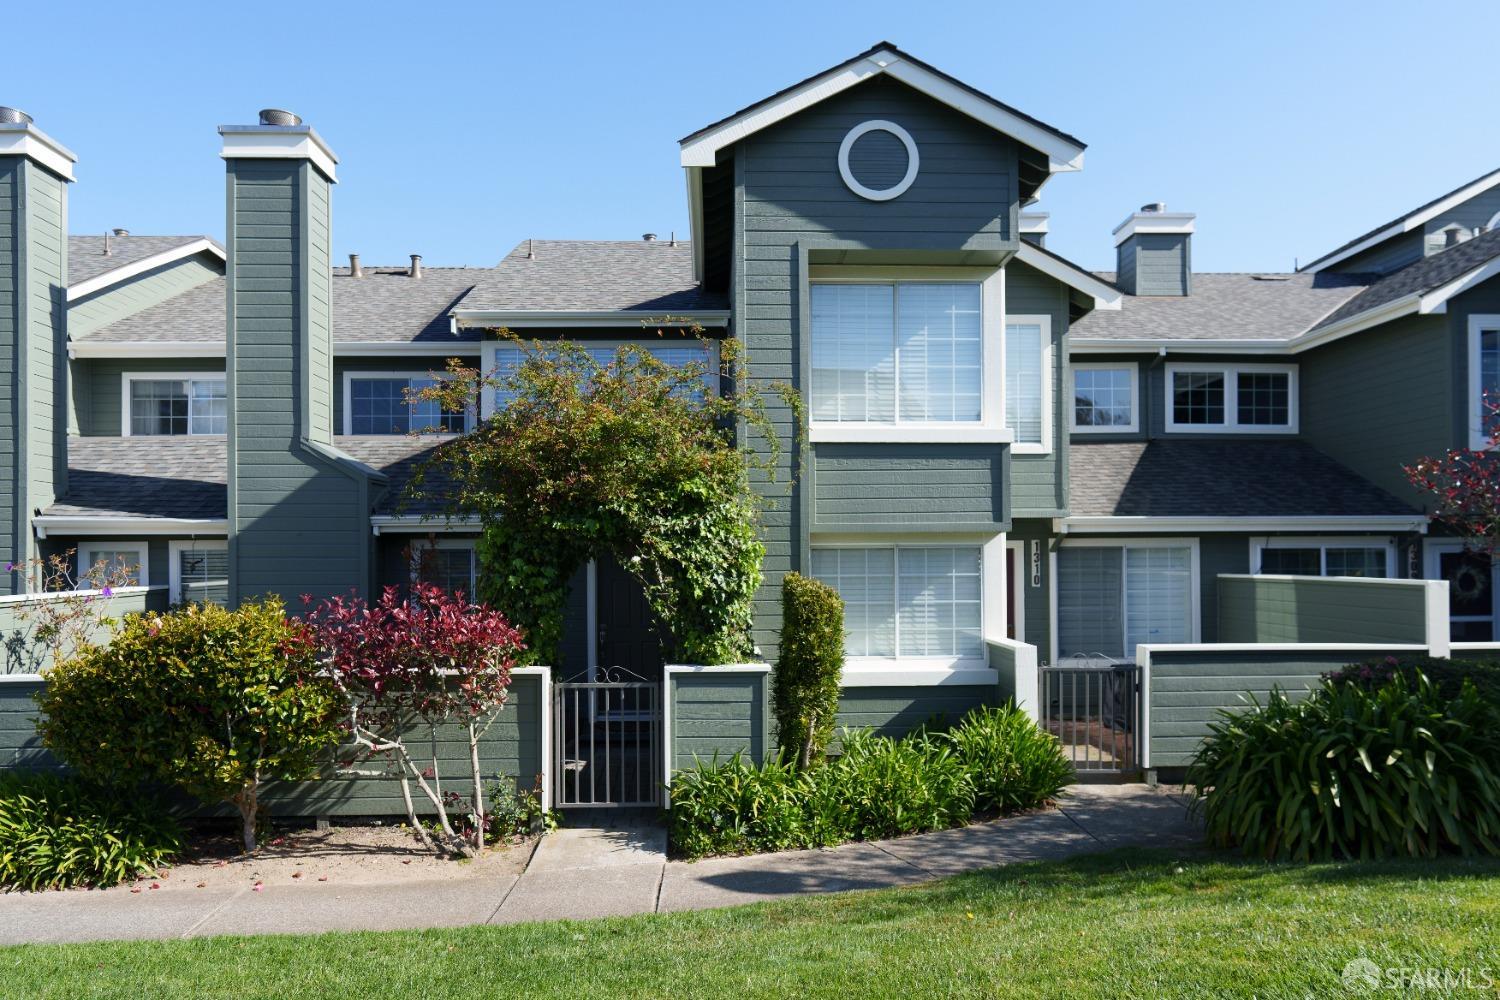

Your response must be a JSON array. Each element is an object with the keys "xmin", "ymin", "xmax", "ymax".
[{"xmin": 7, "ymin": 0, "xmax": 1498, "ymax": 272}]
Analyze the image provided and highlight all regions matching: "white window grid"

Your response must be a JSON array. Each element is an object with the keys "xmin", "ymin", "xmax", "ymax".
[{"xmin": 1164, "ymin": 363, "xmax": 1299, "ymax": 433}]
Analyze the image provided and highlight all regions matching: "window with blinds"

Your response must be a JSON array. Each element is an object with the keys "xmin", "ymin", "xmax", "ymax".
[
  {"xmin": 177, "ymin": 546, "xmax": 228, "ymax": 605},
  {"xmin": 1005, "ymin": 322, "xmax": 1045, "ymax": 444},
  {"xmin": 1057, "ymin": 545, "xmax": 1193, "ymax": 660},
  {"xmin": 490, "ymin": 342, "xmax": 711, "ymax": 410},
  {"xmin": 811, "ymin": 545, "xmax": 983, "ymax": 660}
]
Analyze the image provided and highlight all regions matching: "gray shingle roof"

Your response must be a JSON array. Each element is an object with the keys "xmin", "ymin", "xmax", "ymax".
[
  {"xmin": 459, "ymin": 240, "xmax": 728, "ymax": 314},
  {"xmin": 47, "ymin": 435, "xmax": 453, "ymax": 520},
  {"xmin": 1069, "ymin": 440, "xmax": 1417, "ymax": 519},
  {"xmin": 48, "ymin": 437, "xmax": 227, "ymax": 519},
  {"xmin": 76, "ymin": 267, "xmax": 487, "ymax": 346},
  {"xmin": 1069, "ymin": 272, "xmax": 1373, "ymax": 343},
  {"xmin": 1310, "ymin": 228, "xmax": 1500, "ymax": 331},
  {"xmin": 67, "ymin": 235, "xmax": 220, "ymax": 287}
]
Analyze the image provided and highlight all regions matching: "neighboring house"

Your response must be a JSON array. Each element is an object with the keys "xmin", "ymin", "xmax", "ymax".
[{"xmin": 2, "ymin": 43, "xmax": 1496, "ymax": 784}]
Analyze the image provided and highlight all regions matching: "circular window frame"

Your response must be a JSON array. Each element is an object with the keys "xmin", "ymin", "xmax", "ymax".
[{"xmin": 838, "ymin": 120, "xmax": 920, "ymax": 202}]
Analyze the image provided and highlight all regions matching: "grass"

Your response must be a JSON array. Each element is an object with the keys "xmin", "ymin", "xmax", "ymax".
[{"xmin": 5, "ymin": 848, "xmax": 1499, "ymax": 999}]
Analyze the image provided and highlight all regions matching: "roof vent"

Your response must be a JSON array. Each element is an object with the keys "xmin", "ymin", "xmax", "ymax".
[
  {"xmin": 1442, "ymin": 224, "xmax": 1468, "ymax": 248},
  {"xmin": 1139, "ymin": 202, "xmax": 1167, "ymax": 213},
  {"xmin": 349, "ymin": 253, "xmax": 363, "ymax": 278},
  {"xmin": 642, "ymin": 233, "xmax": 657, "ymax": 242},
  {"xmin": 409, "ymin": 254, "xmax": 422, "ymax": 279},
  {"xmin": 112, "ymin": 228, "xmax": 129, "ymax": 237},
  {"xmin": 0, "ymin": 107, "xmax": 33, "ymax": 126},
  {"xmin": 258, "ymin": 108, "xmax": 302, "ymax": 127}
]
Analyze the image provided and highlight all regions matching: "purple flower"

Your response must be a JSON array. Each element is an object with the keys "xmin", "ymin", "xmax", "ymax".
[
  {"xmin": 100, "ymin": 586, "xmax": 113, "ymax": 597},
  {"xmin": 3, "ymin": 563, "xmax": 13, "ymax": 572}
]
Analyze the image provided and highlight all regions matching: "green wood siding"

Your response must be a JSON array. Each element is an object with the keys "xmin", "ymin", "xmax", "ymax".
[
  {"xmin": 836, "ymin": 684, "xmax": 994, "ymax": 739},
  {"xmin": 71, "ymin": 357, "xmax": 225, "ymax": 436},
  {"xmin": 68, "ymin": 254, "xmax": 220, "ymax": 339},
  {"xmin": 811, "ymin": 443, "xmax": 1006, "ymax": 531},
  {"xmin": 736, "ymin": 76, "xmax": 1023, "ymax": 659},
  {"xmin": 0, "ymin": 160, "xmax": 20, "ymax": 590},
  {"xmin": 0, "ymin": 585, "xmax": 169, "ymax": 675},
  {"xmin": 226, "ymin": 157, "xmax": 376, "ymax": 606},
  {"xmin": 670, "ymin": 671, "xmax": 768, "ymax": 771},
  {"xmin": 1008, "ymin": 519, "xmax": 1055, "ymax": 663},
  {"xmin": 0, "ymin": 680, "xmax": 54, "ymax": 770},
  {"xmin": 1328, "ymin": 232, "xmax": 1424, "ymax": 276},
  {"xmin": 1300, "ymin": 313, "xmax": 1452, "ymax": 505},
  {"xmin": 1217, "ymin": 575, "xmax": 1430, "ymax": 644},
  {"xmin": 1008, "ymin": 262, "xmax": 1069, "ymax": 516},
  {"xmin": 1118, "ymin": 234, "xmax": 1190, "ymax": 296},
  {"xmin": 1147, "ymin": 648, "xmax": 1417, "ymax": 768}
]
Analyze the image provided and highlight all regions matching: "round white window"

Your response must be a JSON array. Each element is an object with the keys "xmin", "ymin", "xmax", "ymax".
[{"xmin": 837, "ymin": 120, "xmax": 919, "ymax": 201}]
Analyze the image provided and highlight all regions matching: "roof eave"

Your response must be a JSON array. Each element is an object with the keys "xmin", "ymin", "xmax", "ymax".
[
  {"xmin": 451, "ymin": 310, "xmax": 732, "ymax": 330},
  {"xmin": 1060, "ymin": 515, "xmax": 1428, "ymax": 534},
  {"xmin": 1013, "ymin": 243, "xmax": 1120, "ymax": 310},
  {"xmin": 67, "ymin": 238, "xmax": 226, "ymax": 300},
  {"xmin": 33, "ymin": 516, "xmax": 228, "ymax": 538}
]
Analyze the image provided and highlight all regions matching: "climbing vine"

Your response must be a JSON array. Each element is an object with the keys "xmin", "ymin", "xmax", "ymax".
[{"xmin": 407, "ymin": 329, "xmax": 799, "ymax": 666}]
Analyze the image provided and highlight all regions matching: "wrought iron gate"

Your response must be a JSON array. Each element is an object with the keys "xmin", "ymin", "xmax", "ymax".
[
  {"xmin": 553, "ymin": 668, "xmax": 662, "ymax": 808},
  {"xmin": 1039, "ymin": 657, "xmax": 1142, "ymax": 775}
]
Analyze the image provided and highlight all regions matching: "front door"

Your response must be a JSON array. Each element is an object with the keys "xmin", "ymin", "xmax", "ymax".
[
  {"xmin": 594, "ymin": 556, "xmax": 665, "ymax": 679},
  {"xmin": 1426, "ymin": 541, "xmax": 1498, "ymax": 642}
]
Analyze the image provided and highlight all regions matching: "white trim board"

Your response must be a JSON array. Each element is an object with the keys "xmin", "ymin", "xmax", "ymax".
[
  {"xmin": 1061, "ymin": 516, "xmax": 1429, "ymax": 534},
  {"xmin": 368, "ymin": 515, "xmax": 480, "ymax": 535},
  {"xmin": 452, "ymin": 310, "xmax": 730, "ymax": 330},
  {"xmin": 0, "ymin": 122, "xmax": 78, "ymax": 182},
  {"xmin": 67, "ymin": 238, "xmax": 226, "ymax": 301},
  {"xmin": 33, "ymin": 516, "xmax": 227, "ymax": 538},
  {"xmin": 218, "ymin": 124, "xmax": 339, "ymax": 182},
  {"xmin": 1013, "ymin": 242, "xmax": 1121, "ymax": 310},
  {"xmin": 1301, "ymin": 168, "xmax": 1500, "ymax": 274}
]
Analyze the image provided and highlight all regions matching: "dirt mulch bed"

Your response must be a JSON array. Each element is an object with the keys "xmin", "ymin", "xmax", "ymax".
[{"xmin": 109, "ymin": 823, "xmax": 537, "ymax": 894}]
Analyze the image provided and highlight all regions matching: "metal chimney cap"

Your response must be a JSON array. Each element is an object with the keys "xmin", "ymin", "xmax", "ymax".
[
  {"xmin": 258, "ymin": 108, "xmax": 302, "ymax": 127},
  {"xmin": 111, "ymin": 228, "xmax": 129, "ymax": 237},
  {"xmin": 642, "ymin": 233, "xmax": 658, "ymax": 242},
  {"xmin": 409, "ymin": 254, "xmax": 423, "ymax": 278},
  {"xmin": 348, "ymin": 253, "xmax": 363, "ymax": 278},
  {"xmin": 1139, "ymin": 202, "xmax": 1167, "ymax": 213},
  {"xmin": 0, "ymin": 107, "xmax": 33, "ymax": 126}
]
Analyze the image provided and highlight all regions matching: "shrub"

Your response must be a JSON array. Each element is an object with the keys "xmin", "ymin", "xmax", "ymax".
[
  {"xmin": 947, "ymin": 704, "xmax": 1073, "ymax": 813},
  {"xmin": 486, "ymin": 774, "xmax": 558, "ymax": 839},
  {"xmin": 0, "ymin": 772, "xmax": 183, "ymax": 890},
  {"xmin": 1327, "ymin": 655, "xmax": 1500, "ymax": 710},
  {"xmin": 668, "ymin": 706, "xmax": 1066, "ymax": 858},
  {"xmin": 36, "ymin": 599, "xmax": 342, "ymax": 853},
  {"xmin": 772, "ymin": 573, "xmax": 845, "ymax": 768},
  {"xmin": 1189, "ymin": 672, "xmax": 1500, "ymax": 860}
]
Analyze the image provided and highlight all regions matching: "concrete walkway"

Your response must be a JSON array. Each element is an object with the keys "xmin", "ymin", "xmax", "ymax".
[{"xmin": 0, "ymin": 784, "xmax": 1198, "ymax": 945}]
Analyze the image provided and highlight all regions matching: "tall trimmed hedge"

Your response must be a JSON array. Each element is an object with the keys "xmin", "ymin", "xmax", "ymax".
[{"xmin": 773, "ymin": 573, "xmax": 844, "ymax": 767}]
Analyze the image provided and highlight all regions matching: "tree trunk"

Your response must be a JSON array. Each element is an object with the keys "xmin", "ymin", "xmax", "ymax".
[
  {"xmin": 232, "ymin": 785, "xmax": 259, "ymax": 854},
  {"xmin": 469, "ymin": 720, "xmax": 486, "ymax": 856},
  {"xmin": 399, "ymin": 773, "xmax": 435, "ymax": 851}
]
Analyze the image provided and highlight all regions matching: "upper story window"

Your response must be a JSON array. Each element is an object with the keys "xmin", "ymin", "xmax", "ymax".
[
  {"xmin": 125, "ymin": 375, "xmax": 226, "ymax": 436},
  {"xmin": 345, "ymin": 374, "xmax": 470, "ymax": 435},
  {"xmin": 488, "ymin": 340, "xmax": 714, "ymax": 412},
  {"xmin": 1470, "ymin": 315, "xmax": 1500, "ymax": 449},
  {"xmin": 1071, "ymin": 363, "xmax": 1139, "ymax": 433},
  {"xmin": 1165, "ymin": 363, "xmax": 1298, "ymax": 433},
  {"xmin": 811, "ymin": 282, "xmax": 981, "ymax": 425},
  {"xmin": 1004, "ymin": 319, "xmax": 1052, "ymax": 451}
]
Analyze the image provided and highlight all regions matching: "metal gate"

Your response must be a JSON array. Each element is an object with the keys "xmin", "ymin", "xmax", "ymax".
[
  {"xmin": 553, "ymin": 668, "xmax": 662, "ymax": 808},
  {"xmin": 1039, "ymin": 657, "xmax": 1142, "ymax": 775}
]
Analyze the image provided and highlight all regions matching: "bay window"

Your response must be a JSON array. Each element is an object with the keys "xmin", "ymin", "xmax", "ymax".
[
  {"xmin": 811, "ymin": 545, "xmax": 984, "ymax": 662},
  {"xmin": 125, "ymin": 375, "xmax": 226, "ymax": 436},
  {"xmin": 1056, "ymin": 542, "xmax": 1196, "ymax": 661},
  {"xmin": 346, "ymin": 374, "xmax": 470, "ymax": 435},
  {"xmin": 1165, "ymin": 364, "xmax": 1297, "ymax": 432}
]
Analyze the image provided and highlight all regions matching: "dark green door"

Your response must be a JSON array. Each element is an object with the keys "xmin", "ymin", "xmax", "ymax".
[{"xmin": 595, "ymin": 556, "xmax": 664, "ymax": 679}]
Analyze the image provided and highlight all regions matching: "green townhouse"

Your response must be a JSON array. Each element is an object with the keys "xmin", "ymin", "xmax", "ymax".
[{"xmin": 2, "ymin": 44, "xmax": 1497, "ymax": 798}]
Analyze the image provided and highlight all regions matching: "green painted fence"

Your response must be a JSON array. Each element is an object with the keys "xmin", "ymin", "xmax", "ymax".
[
  {"xmin": 0, "ymin": 585, "xmax": 169, "ymax": 675},
  {"xmin": 666, "ymin": 665, "xmax": 770, "ymax": 773},
  {"xmin": 1216, "ymin": 575, "xmax": 1444, "ymax": 646}
]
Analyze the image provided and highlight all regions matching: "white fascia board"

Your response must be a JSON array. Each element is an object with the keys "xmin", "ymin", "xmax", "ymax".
[
  {"xmin": 218, "ymin": 125, "xmax": 338, "ymax": 182},
  {"xmin": 1111, "ymin": 213, "xmax": 1196, "ymax": 247},
  {"xmin": 67, "ymin": 238, "xmax": 226, "ymax": 301},
  {"xmin": 333, "ymin": 341, "xmax": 483, "ymax": 357},
  {"xmin": 0, "ymin": 123, "xmax": 78, "ymax": 182},
  {"xmin": 1013, "ymin": 243, "xmax": 1121, "ymax": 310},
  {"xmin": 369, "ymin": 515, "xmax": 481, "ymax": 535},
  {"xmin": 68, "ymin": 340, "xmax": 227, "ymax": 360},
  {"xmin": 664, "ymin": 663, "xmax": 773, "ymax": 674},
  {"xmin": 810, "ymin": 425, "xmax": 1014, "ymax": 444},
  {"xmin": 32, "ymin": 516, "xmax": 228, "ymax": 538},
  {"xmin": 451, "ymin": 310, "xmax": 731, "ymax": 330},
  {"xmin": 1303, "ymin": 169, "xmax": 1500, "ymax": 274},
  {"xmin": 1418, "ymin": 255, "xmax": 1500, "ymax": 314},
  {"xmin": 679, "ymin": 48, "xmax": 1085, "ymax": 175},
  {"xmin": 840, "ymin": 665, "xmax": 1000, "ymax": 687},
  {"xmin": 686, "ymin": 167, "xmax": 705, "ymax": 283},
  {"xmin": 1060, "ymin": 515, "xmax": 1429, "ymax": 534},
  {"xmin": 1020, "ymin": 212, "xmax": 1049, "ymax": 234},
  {"xmin": 1067, "ymin": 339, "xmax": 1291, "ymax": 355}
]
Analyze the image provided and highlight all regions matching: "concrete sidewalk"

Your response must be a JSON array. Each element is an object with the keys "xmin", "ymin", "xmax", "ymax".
[{"xmin": 0, "ymin": 784, "xmax": 1198, "ymax": 945}]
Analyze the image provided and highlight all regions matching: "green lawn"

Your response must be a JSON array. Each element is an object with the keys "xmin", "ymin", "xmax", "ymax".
[{"xmin": 8, "ymin": 849, "xmax": 1500, "ymax": 999}]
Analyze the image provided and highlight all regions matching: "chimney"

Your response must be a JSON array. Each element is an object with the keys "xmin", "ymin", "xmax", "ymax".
[
  {"xmin": 0, "ymin": 108, "xmax": 76, "ymax": 593},
  {"xmin": 1113, "ymin": 202, "xmax": 1195, "ymax": 296},
  {"xmin": 220, "ymin": 108, "xmax": 378, "ymax": 606},
  {"xmin": 1020, "ymin": 211, "xmax": 1049, "ymax": 248},
  {"xmin": 409, "ymin": 254, "xmax": 422, "ymax": 279},
  {"xmin": 348, "ymin": 252, "xmax": 363, "ymax": 278}
]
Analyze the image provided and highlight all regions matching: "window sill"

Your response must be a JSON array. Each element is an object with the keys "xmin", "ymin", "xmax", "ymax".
[
  {"xmin": 810, "ymin": 425, "xmax": 1014, "ymax": 444},
  {"xmin": 840, "ymin": 660, "xmax": 998, "ymax": 687}
]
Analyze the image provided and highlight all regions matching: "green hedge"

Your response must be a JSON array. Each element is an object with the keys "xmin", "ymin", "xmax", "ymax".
[
  {"xmin": 1326, "ymin": 656, "xmax": 1500, "ymax": 709},
  {"xmin": 772, "ymin": 573, "xmax": 844, "ymax": 768},
  {"xmin": 668, "ymin": 704, "xmax": 1070, "ymax": 859}
]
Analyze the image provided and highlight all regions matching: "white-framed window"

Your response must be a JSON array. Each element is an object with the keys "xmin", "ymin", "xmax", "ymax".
[
  {"xmin": 169, "ymin": 540, "xmax": 228, "ymax": 605},
  {"xmin": 1469, "ymin": 314, "xmax": 1500, "ymax": 450},
  {"xmin": 483, "ymin": 339, "xmax": 717, "ymax": 415},
  {"xmin": 1249, "ymin": 537, "xmax": 1396, "ymax": 578},
  {"xmin": 1005, "ymin": 316, "xmax": 1053, "ymax": 453},
  {"xmin": 344, "ymin": 372, "xmax": 472, "ymax": 435},
  {"xmin": 1425, "ymin": 540, "xmax": 1497, "ymax": 643},
  {"xmin": 811, "ymin": 542, "xmax": 992, "ymax": 665},
  {"xmin": 806, "ymin": 267, "xmax": 1011, "ymax": 445},
  {"xmin": 1054, "ymin": 539, "xmax": 1199, "ymax": 662},
  {"xmin": 1164, "ymin": 363, "xmax": 1298, "ymax": 433},
  {"xmin": 122, "ymin": 373, "xmax": 226, "ymax": 436},
  {"xmin": 408, "ymin": 539, "xmax": 479, "ymax": 599},
  {"xmin": 1070, "ymin": 362, "xmax": 1139, "ymax": 433},
  {"xmin": 76, "ymin": 541, "xmax": 149, "ymax": 588}
]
